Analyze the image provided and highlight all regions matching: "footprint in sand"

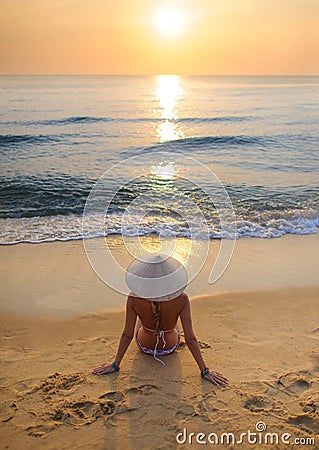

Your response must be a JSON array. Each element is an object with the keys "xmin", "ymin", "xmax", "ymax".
[
  {"xmin": 277, "ymin": 373, "xmax": 312, "ymax": 395},
  {"xmin": 47, "ymin": 398, "xmax": 116, "ymax": 429},
  {"xmin": 175, "ymin": 404, "xmax": 196, "ymax": 420},
  {"xmin": 13, "ymin": 381, "xmax": 30, "ymax": 395},
  {"xmin": 99, "ymin": 391, "xmax": 126, "ymax": 419},
  {"xmin": 126, "ymin": 384, "xmax": 160, "ymax": 396},
  {"xmin": 288, "ymin": 414, "xmax": 319, "ymax": 434},
  {"xmin": 33, "ymin": 372, "xmax": 87, "ymax": 396},
  {"xmin": 21, "ymin": 384, "xmax": 127, "ymax": 435},
  {"xmin": 196, "ymin": 393, "xmax": 228, "ymax": 422},
  {"xmin": 99, "ymin": 390, "xmax": 125, "ymax": 402},
  {"xmin": 243, "ymin": 395, "xmax": 272, "ymax": 412},
  {"xmin": 199, "ymin": 395, "xmax": 227, "ymax": 414},
  {"xmin": 0, "ymin": 401, "xmax": 18, "ymax": 423}
]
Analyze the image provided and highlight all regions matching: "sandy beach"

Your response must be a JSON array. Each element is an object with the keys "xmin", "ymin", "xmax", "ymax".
[{"xmin": 1, "ymin": 235, "xmax": 318, "ymax": 449}]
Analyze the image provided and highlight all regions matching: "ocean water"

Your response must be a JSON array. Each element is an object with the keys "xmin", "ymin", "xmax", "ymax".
[{"xmin": 0, "ymin": 75, "xmax": 318, "ymax": 245}]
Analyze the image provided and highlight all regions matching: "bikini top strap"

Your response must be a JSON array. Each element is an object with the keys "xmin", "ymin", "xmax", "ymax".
[
  {"xmin": 142, "ymin": 325, "xmax": 155, "ymax": 332},
  {"xmin": 142, "ymin": 325, "xmax": 176, "ymax": 333},
  {"xmin": 162, "ymin": 327, "xmax": 176, "ymax": 333}
]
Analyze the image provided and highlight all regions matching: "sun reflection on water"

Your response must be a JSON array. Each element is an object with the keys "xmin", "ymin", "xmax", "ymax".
[
  {"xmin": 150, "ymin": 161, "xmax": 178, "ymax": 181},
  {"xmin": 154, "ymin": 75, "xmax": 185, "ymax": 142}
]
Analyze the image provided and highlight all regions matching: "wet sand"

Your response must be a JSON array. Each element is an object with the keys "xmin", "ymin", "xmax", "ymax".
[{"xmin": 0, "ymin": 235, "xmax": 318, "ymax": 449}]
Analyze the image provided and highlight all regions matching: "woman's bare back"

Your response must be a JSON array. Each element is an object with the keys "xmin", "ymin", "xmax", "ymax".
[{"xmin": 131, "ymin": 293, "xmax": 186, "ymax": 349}]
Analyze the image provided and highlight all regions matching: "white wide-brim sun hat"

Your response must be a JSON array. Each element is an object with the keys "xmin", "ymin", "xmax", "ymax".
[{"xmin": 125, "ymin": 253, "xmax": 188, "ymax": 302}]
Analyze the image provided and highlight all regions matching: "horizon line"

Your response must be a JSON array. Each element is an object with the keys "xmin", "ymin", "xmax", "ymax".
[{"xmin": 1, "ymin": 73, "xmax": 318, "ymax": 77}]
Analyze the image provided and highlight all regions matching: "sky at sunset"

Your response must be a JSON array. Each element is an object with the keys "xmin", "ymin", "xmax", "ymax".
[{"xmin": 0, "ymin": 0, "xmax": 318, "ymax": 75}]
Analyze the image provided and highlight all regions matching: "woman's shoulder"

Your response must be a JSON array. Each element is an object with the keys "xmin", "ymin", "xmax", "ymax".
[
  {"xmin": 180, "ymin": 291, "xmax": 189, "ymax": 300},
  {"xmin": 164, "ymin": 292, "xmax": 189, "ymax": 309},
  {"xmin": 175, "ymin": 291, "xmax": 189, "ymax": 303}
]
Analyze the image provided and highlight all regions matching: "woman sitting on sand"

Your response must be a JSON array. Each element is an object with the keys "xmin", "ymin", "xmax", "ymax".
[{"xmin": 92, "ymin": 253, "xmax": 228, "ymax": 386}]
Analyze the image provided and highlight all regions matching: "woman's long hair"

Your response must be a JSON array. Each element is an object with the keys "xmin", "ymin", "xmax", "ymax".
[{"xmin": 151, "ymin": 301, "xmax": 161, "ymax": 336}]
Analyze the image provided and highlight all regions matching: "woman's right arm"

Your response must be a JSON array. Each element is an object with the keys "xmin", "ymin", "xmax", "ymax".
[
  {"xmin": 179, "ymin": 294, "xmax": 228, "ymax": 386},
  {"xmin": 92, "ymin": 295, "xmax": 137, "ymax": 375}
]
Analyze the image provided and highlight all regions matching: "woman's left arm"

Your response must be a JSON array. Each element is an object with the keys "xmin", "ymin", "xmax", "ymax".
[{"xmin": 92, "ymin": 296, "xmax": 137, "ymax": 375}]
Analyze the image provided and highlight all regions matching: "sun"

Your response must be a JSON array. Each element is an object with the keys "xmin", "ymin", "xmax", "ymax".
[{"xmin": 152, "ymin": 8, "xmax": 188, "ymax": 37}]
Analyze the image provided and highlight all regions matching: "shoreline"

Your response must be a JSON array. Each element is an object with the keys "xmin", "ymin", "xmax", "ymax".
[{"xmin": 1, "ymin": 228, "xmax": 318, "ymax": 247}]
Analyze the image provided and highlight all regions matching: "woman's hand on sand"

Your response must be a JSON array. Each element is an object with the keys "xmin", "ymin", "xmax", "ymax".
[
  {"xmin": 204, "ymin": 370, "xmax": 228, "ymax": 386},
  {"xmin": 92, "ymin": 362, "xmax": 117, "ymax": 375}
]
